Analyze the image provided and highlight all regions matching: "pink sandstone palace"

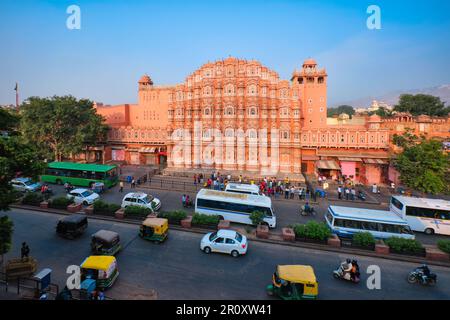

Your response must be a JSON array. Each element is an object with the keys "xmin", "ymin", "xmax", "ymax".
[{"xmin": 89, "ymin": 57, "xmax": 450, "ymax": 185}]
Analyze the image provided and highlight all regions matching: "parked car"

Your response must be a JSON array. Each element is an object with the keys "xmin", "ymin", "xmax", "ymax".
[
  {"xmin": 121, "ymin": 192, "xmax": 161, "ymax": 212},
  {"xmin": 10, "ymin": 177, "xmax": 42, "ymax": 193},
  {"xmin": 67, "ymin": 188, "xmax": 100, "ymax": 205},
  {"xmin": 200, "ymin": 230, "xmax": 248, "ymax": 257}
]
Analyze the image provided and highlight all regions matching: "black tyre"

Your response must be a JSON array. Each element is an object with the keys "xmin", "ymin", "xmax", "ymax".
[
  {"xmin": 407, "ymin": 273, "xmax": 417, "ymax": 284},
  {"xmin": 83, "ymin": 201, "xmax": 88, "ymax": 206},
  {"xmin": 231, "ymin": 250, "xmax": 239, "ymax": 258},
  {"xmin": 203, "ymin": 247, "xmax": 211, "ymax": 254},
  {"xmin": 424, "ymin": 228, "xmax": 435, "ymax": 235}
]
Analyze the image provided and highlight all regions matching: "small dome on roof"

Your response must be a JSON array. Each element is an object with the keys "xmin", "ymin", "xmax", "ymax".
[
  {"xmin": 369, "ymin": 114, "xmax": 382, "ymax": 122},
  {"xmin": 138, "ymin": 74, "xmax": 153, "ymax": 84},
  {"xmin": 303, "ymin": 58, "xmax": 317, "ymax": 66}
]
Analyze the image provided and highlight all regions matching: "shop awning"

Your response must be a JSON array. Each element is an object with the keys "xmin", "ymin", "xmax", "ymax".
[
  {"xmin": 139, "ymin": 147, "xmax": 156, "ymax": 153},
  {"xmin": 316, "ymin": 160, "xmax": 341, "ymax": 170},
  {"xmin": 302, "ymin": 155, "xmax": 320, "ymax": 161},
  {"xmin": 363, "ymin": 158, "xmax": 389, "ymax": 165},
  {"xmin": 338, "ymin": 157, "xmax": 363, "ymax": 162}
]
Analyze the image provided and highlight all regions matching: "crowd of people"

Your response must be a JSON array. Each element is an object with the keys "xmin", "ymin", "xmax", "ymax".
[{"xmin": 193, "ymin": 171, "xmax": 322, "ymax": 202}]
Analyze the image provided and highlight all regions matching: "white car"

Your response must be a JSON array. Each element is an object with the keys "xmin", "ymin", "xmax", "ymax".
[
  {"xmin": 200, "ymin": 230, "xmax": 248, "ymax": 257},
  {"xmin": 121, "ymin": 192, "xmax": 161, "ymax": 212},
  {"xmin": 67, "ymin": 188, "xmax": 100, "ymax": 205}
]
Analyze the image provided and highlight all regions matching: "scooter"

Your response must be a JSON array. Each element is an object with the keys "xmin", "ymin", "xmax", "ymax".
[{"xmin": 333, "ymin": 263, "xmax": 360, "ymax": 283}]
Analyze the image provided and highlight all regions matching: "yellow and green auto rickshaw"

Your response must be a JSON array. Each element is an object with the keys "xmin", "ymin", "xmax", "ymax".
[
  {"xmin": 90, "ymin": 230, "xmax": 121, "ymax": 256},
  {"xmin": 80, "ymin": 255, "xmax": 119, "ymax": 291},
  {"xmin": 266, "ymin": 265, "xmax": 318, "ymax": 300},
  {"xmin": 139, "ymin": 218, "xmax": 168, "ymax": 243}
]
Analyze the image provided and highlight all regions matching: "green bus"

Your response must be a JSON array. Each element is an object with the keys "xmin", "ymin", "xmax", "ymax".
[{"xmin": 40, "ymin": 162, "xmax": 119, "ymax": 188}]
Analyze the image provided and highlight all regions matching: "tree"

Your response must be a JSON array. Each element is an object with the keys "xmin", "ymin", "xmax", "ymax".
[
  {"xmin": 327, "ymin": 105, "xmax": 355, "ymax": 118},
  {"xmin": 0, "ymin": 136, "xmax": 46, "ymax": 211},
  {"xmin": 392, "ymin": 133, "xmax": 449, "ymax": 195},
  {"xmin": 368, "ymin": 107, "xmax": 393, "ymax": 117},
  {"xmin": 0, "ymin": 108, "xmax": 20, "ymax": 134},
  {"xmin": 0, "ymin": 216, "xmax": 14, "ymax": 266},
  {"xmin": 393, "ymin": 94, "xmax": 450, "ymax": 116},
  {"xmin": 19, "ymin": 96, "xmax": 109, "ymax": 161}
]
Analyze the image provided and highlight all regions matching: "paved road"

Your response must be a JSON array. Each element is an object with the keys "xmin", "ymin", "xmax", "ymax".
[
  {"xmin": 47, "ymin": 183, "xmax": 450, "ymax": 245},
  {"xmin": 2, "ymin": 208, "xmax": 450, "ymax": 300}
]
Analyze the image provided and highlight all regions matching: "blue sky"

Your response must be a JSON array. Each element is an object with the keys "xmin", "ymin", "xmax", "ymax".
[{"xmin": 1, "ymin": 0, "xmax": 449, "ymax": 106}]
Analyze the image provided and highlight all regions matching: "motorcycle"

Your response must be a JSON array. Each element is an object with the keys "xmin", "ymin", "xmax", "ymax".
[
  {"xmin": 357, "ymin": 191, "xmax": 366, "ymax": 201},
  {"xmin": 407, "ymin": 268, "xmax": 437, "ymax": 286},
  {"xmin": 300, "ymin": 206, "xmax": 316, "ymax": 216},
  {"xmin": 333, "ymin": 262, "xmax": 360, "ymax": 283}
]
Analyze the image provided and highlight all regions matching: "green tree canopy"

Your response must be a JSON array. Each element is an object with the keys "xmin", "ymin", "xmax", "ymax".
[
  {"xmin": 19, "ymin": 96, "xmax": 109, "ymax": 161},
  {"xmin": 392, "ymin": 134, "xmax": 449, "ymax": 195},
  {"xmin": 327, "ymin": 105, "xmax": 355, "ymax": 118},
  {"xmin": 368, "ymin": 107, "xmax": 393, "ymax": 117},
  {"xmin": 393, "ymin": 94, "xmax": 450, "ymax": 116},
  {"xmin": 0, "ymin": 136, "xmax": 46, "ymax": 211},
  {"xmin": 0, "ymin": 108, "xmax": 20, "ymax": 133},
  {"xmin": 0, "ymin": 215, "xmax": 14, "ymax": 265}
]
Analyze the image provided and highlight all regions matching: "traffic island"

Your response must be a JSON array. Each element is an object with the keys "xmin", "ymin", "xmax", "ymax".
[
  {"xmin": 67, "ymin": 203, "xmax": 82, "ymax": 213},
  {"xmin": 256, "ymin": 224, "xmax": 269, "ymax": 239},
  {"xmin": 375, "ymin": 240, "xmax": 390, "ymax": 255},
  {"xmin": 218, "ymin": 220, "xmax": 231, "ymax": 230},
  {"xmin": 39, "ymin": 201, "xmax": 49, "ymax": 209},
  {"xmin": 84, "ymin": 205, "xmax": 94, "ymax": 215},
  {"xmin": 181, "ymin": 216, "xmax": 192, "ymax": 229},
  {"xmin": 425, "ymin": 245, "xmax": 450, "ymax": 262},
  {"xmin": 115, "ymin": 208, "xmax": 126, "ymax": 219},
  {"xmin": 327, "ymin": 234, "xmax": 341, "ymax": 248},
  {"xmin": 282, "ymin": 228, "xmax": 295, "ymax": 242}
]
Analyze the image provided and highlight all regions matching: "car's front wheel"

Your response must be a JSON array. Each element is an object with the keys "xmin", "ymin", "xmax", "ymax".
[
  {"xmin": 231, "ymin": 250, "xmax": 239, "ymax": 258},
  {"xmin": 83, "ymin": 201, "xmax": 88, "ymax": 206},
  {"xmin": 203, "ymin": 247, "xmax": 211, "ymax": 254}
]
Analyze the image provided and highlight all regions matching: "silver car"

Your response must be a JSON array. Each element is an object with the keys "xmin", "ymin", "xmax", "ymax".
[{"xmin": 10, "ymin": 177, "xmax": 42, "ymax": 192}]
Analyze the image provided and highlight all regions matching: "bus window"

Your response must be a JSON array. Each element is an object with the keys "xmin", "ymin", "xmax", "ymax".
[
  {"xmin": 391, "ymin": 197, "xmax": 404, "ymax": 211},
  {"xmin": 361, "ymin": 221, "xmax": 378, "ymax": 231},
  {"xmin": 325, "ymin": 212, "xmax": 333, "ymax": 225},
  {"xmin": 343, "ymin": 219, "xmax": 362, "ymax": 229}
]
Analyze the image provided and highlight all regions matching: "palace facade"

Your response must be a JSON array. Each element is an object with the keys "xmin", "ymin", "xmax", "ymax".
[{"xmin": 91, "ymin": 57, "xmax": 450, "ymax": 184}]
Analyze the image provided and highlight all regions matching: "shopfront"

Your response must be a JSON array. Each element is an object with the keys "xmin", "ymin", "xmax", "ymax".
[{"xmin": 316, "ymin": 160, "xmax": 341, "ymax": 180}]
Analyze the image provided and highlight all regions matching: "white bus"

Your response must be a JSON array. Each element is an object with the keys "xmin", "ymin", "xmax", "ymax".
[
  {"xmin": 325, "ymin": 205, "xmax": 414, "ymax": 240},
  {"xmin": 390, "ymin": 196, "xmax": 450, "ymax": 235},
  {"xmin": 195, "ymin": 189, "xmax": 276, "ymax": 228},
  {"xmin": 224, "ymin": 183, "xmax": 261, "ymax": 196}
]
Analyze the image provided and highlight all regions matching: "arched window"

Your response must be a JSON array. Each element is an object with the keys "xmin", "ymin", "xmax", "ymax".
[
  {"xmin": 248, "ymin": 107, "xmax": 258, "ymax": 116},
  {"xmin": 225, "ymin": 128, "xmax": 234, "ymax": 138},
  {"xmin": 224, "ymin": 106, "xmax": 234, "ymax": 116},
  {"xmin": 204, "ymin": 107, "xmax": 211, "ymax": 116},
  {"xmin": 248, "ymin": 129, "xmax": 257, "ymax": 139},
  {"xmin": 225, "ymin": 84, "xmax": 235, "ymax": 95},
  {"xmin": 247, "ymin": 84, "xmax": 257, "ymax": 96}
]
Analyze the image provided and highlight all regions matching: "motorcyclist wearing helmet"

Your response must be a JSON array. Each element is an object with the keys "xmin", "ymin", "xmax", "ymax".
[
  {"xmin": 340, "ymin": 258, "xmax": 353, "ymax": 279},
  {"xmin": 417, "ymin": 264, "xmax": 431, "ymax": 283},
  {"xmin": 350, "ymin": 260, "xmax": 360, "ymax": 281}
]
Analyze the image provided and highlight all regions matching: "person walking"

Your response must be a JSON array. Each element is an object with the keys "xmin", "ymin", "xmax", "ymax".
[
  {"xmin": 131, "ymin": 177, "xmax": 136, "ymax": 189},
  {"xmin": 119, "ymin": 181, "xmax": 124, "ymax": 193},
  {"xmin": 284, "ymin": 185, "xmax": 289, "ymax": 199},
  {"xmin": 21, "ymin": 242, "xmax": 30, "ymax": 260},
  {"xmin": 194, "ymin": 174, "xmax": 197, "ymax": 186},
  {"xmin": 351, "ymin": 188, "xmax": 356, "ymax": 201},
  {"xmin": 372, "ymin": 183, "xmax": 378, "ymax": 194},
  {"xmin": 345, "ymin": 187, "xmax": 350, "ymax": 200},
  {"xmin": 337, "ymin": 185, "xmax": 342, "ymax": 200}
]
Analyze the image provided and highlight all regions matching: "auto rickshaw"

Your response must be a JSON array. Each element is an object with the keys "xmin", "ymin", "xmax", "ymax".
[
  {"xmin": 56, "ymin": 214, "xmax": 88, "ymax": 239},
  {"xmin": 139, "ymin": 218, "xmax": 168, "ymax": 243},
  {"xmin": 91, "ymin": 230, "xmax": 121, "ymax": 256},
  {"xmin": 266, "ymin": 265, "xmax": 318, "ymax": 300},
  {"xmin": 80, "ymin": 256, "xmax": 119, "ymax": 291}
]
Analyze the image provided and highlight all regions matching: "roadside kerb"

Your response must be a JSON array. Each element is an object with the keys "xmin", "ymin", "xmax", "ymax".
[{"xmin": 9, "ymin": 204, "xmax": 450, "ymax": 268}]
